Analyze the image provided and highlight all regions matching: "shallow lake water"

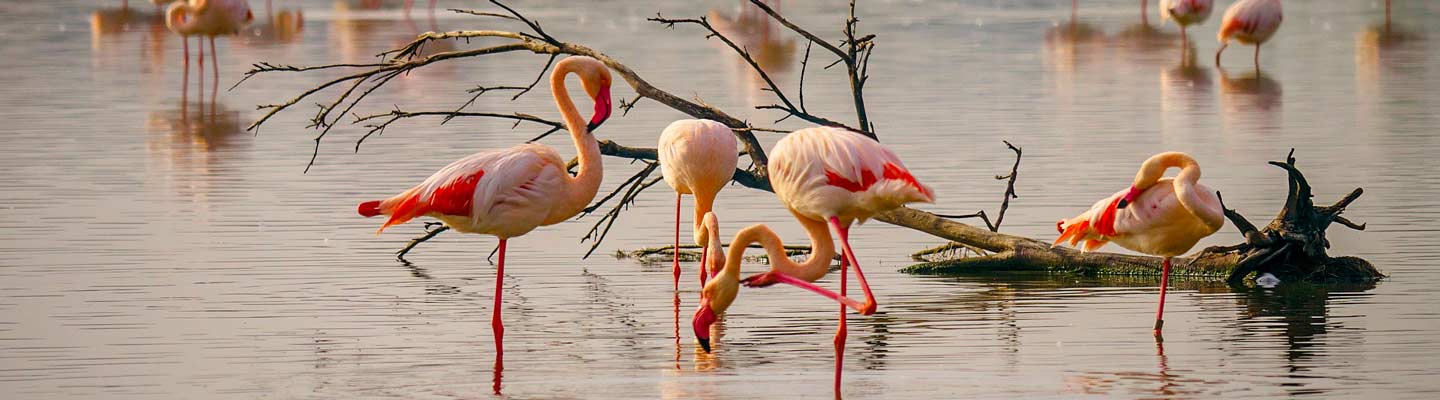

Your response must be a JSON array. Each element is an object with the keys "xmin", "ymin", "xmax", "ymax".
[{"xmin": 3, "ymin": 0, "xmax": 1439, "ymax": 398}]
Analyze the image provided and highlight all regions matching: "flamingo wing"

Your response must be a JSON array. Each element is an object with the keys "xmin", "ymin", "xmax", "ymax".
[
  {"xmin": 365, "ymin": 144, "xmax": 565, "ymax": 234},
  {"xmin": 771, "ymin": 127, "xmax": 933, "ymax": 220}
]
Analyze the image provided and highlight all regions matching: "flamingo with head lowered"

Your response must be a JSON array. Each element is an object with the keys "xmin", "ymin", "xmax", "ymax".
[
  {"xmin": 1054, "ymin": 152, "xmax": 1224, "ymax": 337},
  {"xmin": 658, "ymin": 119, "xmax": 739, "ymax": 291},
  {"xmin": 357, "ymin": 55, "xmax": 613, "ymax": 367},
  {"xmin": 1160, "ymin": 0, "xmax": 1214, "ymax": 45},
  {"xmin": 1215, "ymin": 0, "xmax": 1282, "ymax": 67},
  {"xmin": 692, "ymin": 126, "xmax": 933, "ymax": 390}
]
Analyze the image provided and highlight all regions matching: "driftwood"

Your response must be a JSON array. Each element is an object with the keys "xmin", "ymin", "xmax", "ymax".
[
  {"xmin": 241, "ymin": 1, "xmax": 1381, "ymax": 282},
  {"xmin": 616, "ymin": 244, "xmax": 836, "ymax": 265}
]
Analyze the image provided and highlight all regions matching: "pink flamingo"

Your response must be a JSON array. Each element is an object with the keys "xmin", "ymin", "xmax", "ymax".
[
  {"xmin": 1160, "ymin": 0, "xmax": 1214, "ymax": 45},
  {"xmin": 693, "ymin": 126, "xmax": 933, "ymax": 390},
  {"xmin": 1215, "ymin": 0, "xmax": 1282, "ymax": 67},
  {"xmin": 658, "ymin": 119, "xmax": 738, "ymax": 291},
  {"xmin": 1054, "ymin": 152, "xmax": 1224, "ymax": 337},
  {"xmin": 164, "ymin": 0, "xmax": 253, "ymax": 101},
  {"xmin": 356, "ymin": 56, "xmax": 613, "ymax": 368}
]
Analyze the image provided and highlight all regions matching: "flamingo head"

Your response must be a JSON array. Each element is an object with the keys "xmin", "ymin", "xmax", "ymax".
[
  {"xmin": 1116, "ymin": 186, "xmax": 1141, "ymax": 209},
  {"xmin": 692, "ymin": 270, "xmax": 737, "ymax": 353},
  {"xmin": 577, "ymin": 59, "xmax": 614, "ymax": 133}
]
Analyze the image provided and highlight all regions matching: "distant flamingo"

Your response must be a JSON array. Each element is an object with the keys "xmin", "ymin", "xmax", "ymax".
[
  {"xmin": 1216, "ymin": 0, "xmax": 1282, "ymax": 67},
  {"xmin": 1054, "ymin": 152, "xmax": 1224, "ymax": 337},
  {"xmin": 693, "ymin": 127, "xmax": 933, "ymax": 390},
  {"xmin": 658, "ymin": 119, "xmax": 739, "ymax": 292},
  {"xmin": 1160, "ymin": 0, "xmax": 1214, "ymax": 45},
  {"xmin": 164, "ymin": 0, "xmax": 253, "ymax": 102},
  {"xmin": 357, "ymin": 56, "xmax": 613, "ymax": 370}
]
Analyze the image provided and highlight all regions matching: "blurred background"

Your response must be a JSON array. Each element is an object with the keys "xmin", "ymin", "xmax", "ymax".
[{"xmin": 1, "ymin": 0, "xmax": 1438, "ymax": 398}]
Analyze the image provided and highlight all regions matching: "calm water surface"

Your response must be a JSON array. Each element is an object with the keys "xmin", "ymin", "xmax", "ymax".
[{"xmin": 3, "ymin": 0, "xmax": 1439, "ymax": 398}]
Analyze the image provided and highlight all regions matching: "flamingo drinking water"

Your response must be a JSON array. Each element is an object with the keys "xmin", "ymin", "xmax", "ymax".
[
  {"xmin": 1054, "ymin": 152, "xmax": 1224, "ymax": 337},
  {"xmin": 1215, "ymin": 0, "xmax": 1283, "ymax": 67},
  {"xmin": 692, "ymin": 126, "xmax": 933, "ymax": 390},
  {"xmin": 1160, "ymin": 0, "xmax": 1214, "ymax": 45},
  {"xmin": 357, "ymin": 56, "xmax": 613, "ymax": 366},
  {"xmin": 658, "ymin": 119, "xmax": 739, "ymax": 291}
]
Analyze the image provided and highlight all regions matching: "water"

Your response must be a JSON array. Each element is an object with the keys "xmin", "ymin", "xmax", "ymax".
[{"xmin": 2, "ymin": 0, "xmax": 1439, "ymax": 398}]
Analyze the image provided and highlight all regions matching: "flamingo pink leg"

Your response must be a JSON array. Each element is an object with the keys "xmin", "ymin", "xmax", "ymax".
[
  {"xmin": 197, "ymin": 36, "xmax": 204, "ymax": 102},
  {"xmin": 698, "ymin": 238, "xmax": 709, "ymax": 288},
  {"xmin": 834, "ymin": 250, "xmax": 849, "ymax": 394},
  {"xmin": 493, "ymin": 239, "xmax": 507, "ymax": 370},
  {"xmin": 1154, "ymin": 256, "xmax": 1171, "ymax": 336},
  {"xmin": 209, "ymin": 36, "xmax": 219, "ymax": 107},
  {"xmin": 829, "ymin": 217, "xmax": 877, "ymax": 316},
  {"xmin": 181, "ymin": 36, "xmax": 190, "ymax": 104},
  {"xmin": 673, "ymin": 193, "xmax": 682, "ymax": 291}
]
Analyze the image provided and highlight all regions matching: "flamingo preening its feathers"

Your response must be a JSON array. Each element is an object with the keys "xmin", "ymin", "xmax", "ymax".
[{"xmin": 1054, "ymin": 152, "xmax": 1224, "ymax": 337}]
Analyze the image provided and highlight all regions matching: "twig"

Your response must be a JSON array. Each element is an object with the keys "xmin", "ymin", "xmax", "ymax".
[
  {"xmin": 396, "ymin": 223, "xmax": 451, "ymax": 262},
  {"xmin": 649, "ymin": 14, "xmax": 860, "ymax": 133},
  {"xmin": 934, "ymin": 141, "xmax": 1022, "ymax": 232}
]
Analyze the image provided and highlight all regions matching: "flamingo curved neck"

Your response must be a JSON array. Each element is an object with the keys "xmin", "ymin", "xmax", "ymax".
[
  {"xmin": 723, "ymin": 214, "xmax": 835, "ymax": 282},
  {"xmin": 1135, "ymin": 152, "xmax": 1222, "ymax": 230},
  {"xmin": 547, "ymin": 60, "xmax": 603, "ymax": 222},
  {"xmin": 691, "ymin": 190, "xmax": 718, "ymax": 246}
]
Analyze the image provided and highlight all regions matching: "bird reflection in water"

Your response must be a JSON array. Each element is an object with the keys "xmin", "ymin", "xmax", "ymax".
[
  {"xmin": 1160, "ymin": 43, "xmax": 1213, "ymax": 116},
  {"xmin": 1219, "ymin": 66, "xmax": 1281, "ymax": 116},
  {"xmin": 708, "ymin": 0, "xmax": 796, "ymax": 107},
  {"xmin": 90, "ymin": 3, "xmax": 173, "ymax": 73},
  {"xmin": 146, "ymin": 102, "xmax": 246, "ymax": 218}
]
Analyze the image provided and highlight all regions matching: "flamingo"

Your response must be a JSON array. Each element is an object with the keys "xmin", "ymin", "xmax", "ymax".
[
  {"xmin": 1053, "ymin": 152, "xmax": 1224, "ymax": 337},
  {"xmin": 1215, "ymin": 0, "xmax": 1282, "ymax": 67},
  {"xmin": 1160, "ymin": 0, "xmax": 1214, "ymax": 45},
  {"xmin": 692, "ymin": 126, "xmax": 933, "ymax": 390},
  {"xmin": 356, "ymin": 56, "xmax": 613, "ymax": 369},
  {"xmin": 658, "ymin": 119, "xmax": 739, "ymax": 291},
  {"xmin": 164, "ymin": 0, "xmax": 253, "ymax": 102}
]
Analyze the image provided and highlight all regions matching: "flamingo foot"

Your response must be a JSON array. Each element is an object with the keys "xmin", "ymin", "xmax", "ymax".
[{"xmin": 740, "ymin": 271, "xmax": 782, "ymax": 288}]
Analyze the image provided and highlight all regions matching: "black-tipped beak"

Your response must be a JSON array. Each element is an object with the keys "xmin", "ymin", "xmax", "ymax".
[
  {"xmin": 585, "ymin": 120, "xmax": 602, "ymax": 134},
  {"xmin": 1116, "ymin": 198, "xmax": 1130, "ymax": 209},
  {"xmin": 698, "ymin": 337, "xmax": 711, "ymax": 353}
]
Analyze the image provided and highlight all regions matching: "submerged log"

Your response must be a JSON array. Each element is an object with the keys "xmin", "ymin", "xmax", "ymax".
[{"xmin": 897, "ymin": 150, "xmax": 1382, "ymax": 283}]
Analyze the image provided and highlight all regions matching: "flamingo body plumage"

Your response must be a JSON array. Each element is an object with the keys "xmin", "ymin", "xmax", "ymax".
[
  {"xmin": 770, "ymin": 127, "xmax": 933, "ymax": 224},
  {"xmin": 1215, "ymin": 0, "xmax": 1282, "ymax": 66},
  {"xmin": 658, "ymin": 119, "xmax": 738, "ymax": 289},
  {"xmin": 1054, "ymin": 152, "xmax": 1224, "ymax": 336},
  {"xmin": 1160, "ymin": 0, "xmax": 1213, "ymax": 44}
]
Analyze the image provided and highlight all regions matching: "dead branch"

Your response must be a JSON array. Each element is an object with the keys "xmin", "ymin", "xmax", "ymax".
[{"xmin": 933, "ymin": 141, "xmax": 1022, "ymax": 232}]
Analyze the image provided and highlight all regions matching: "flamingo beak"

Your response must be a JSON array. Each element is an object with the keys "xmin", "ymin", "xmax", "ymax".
[
  {"xmin": 692, "ymin": 298, "xmax": 717, "ymax": 353},
  {"xmin": 1116, "ymin": 186, "xmax": 1140, "ymax": 209},
  {"xmin": 585, "ymin": 85, "xmax": 612, "ymax": 133}
]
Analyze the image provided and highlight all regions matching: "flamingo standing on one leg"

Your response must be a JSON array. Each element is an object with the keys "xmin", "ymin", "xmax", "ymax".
[
  {"xmin": 1215, "ymin": 0, "xmax": 1282, "ymax": 68},
  {"xmin": 1160, "ymin": 0, "xmax": 1214, "ymax": 45},
  {"xmin": 692, "ymin": 126, "xmax": 934, "ymax": 391},
  {"xmin": 658, "ymin": 119, "xmax": 739, "ymax": 292},
  {"xmin": 165, "ymin": 0, "xmax": 253, "ymax": 102},
  {"xmin": 357, "ymin": 56, "xmax": 613, "ymax": 373},
  {"xmin": 1053, "ymin": 152, "xmax": 1224, "ymax": 338}
]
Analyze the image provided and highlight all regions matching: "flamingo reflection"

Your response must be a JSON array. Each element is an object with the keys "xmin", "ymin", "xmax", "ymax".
[{"xmin": 708, "ymin": 0, "xmax": 796, "ymax": 107}]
